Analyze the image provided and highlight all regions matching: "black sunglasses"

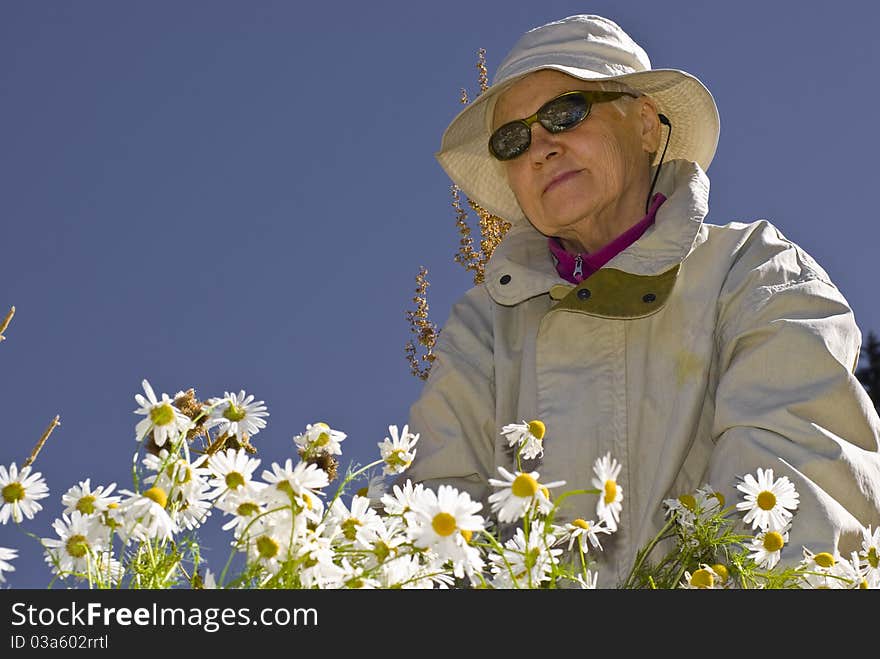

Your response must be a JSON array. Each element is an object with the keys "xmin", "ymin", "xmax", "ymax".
[{"xmin": 488, "ymin": 89, "xmax": 639, "ymax": 161}]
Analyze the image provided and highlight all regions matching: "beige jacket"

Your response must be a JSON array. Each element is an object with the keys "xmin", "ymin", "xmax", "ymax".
[{"xmin": 404, "ymin": 158, "xmax": 880, "ymax": 587}]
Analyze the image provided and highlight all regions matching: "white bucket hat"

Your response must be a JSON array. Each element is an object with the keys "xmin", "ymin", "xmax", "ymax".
[{"xmin": 435, "ymin": 14, "xmax": 720, "ymax": 225}]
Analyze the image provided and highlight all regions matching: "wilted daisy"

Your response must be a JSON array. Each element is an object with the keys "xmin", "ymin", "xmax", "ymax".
[
  {"xmin": 680, "ymin": 564, "xmax": 723, "ymax": 589},
  {"xmin": 735, "ymin": 467, "xmax": 799, "ymax": 531},
  {"xmin": 378, "ymin": 424, "xmax": 419, "ymax": 475},
  {"xmin": 0, "ymin": 462, "xmax": 50, "ymax": 524},
  {"xmin": 488, "ymin": 526, "xmax": 563, "ymax": 588},
  {"xmin": 488, "ymin": 466, "xmax": 565, "ymax": 524},
  {"xmin": 561, "ymin": 517, "xmax": 611, "ymax": 552},
  {"xmin": 42, "ymin": 510, "xmax": 108, "ymax": 580},
  {"xmin": 404, "ymin": 484, "xmax": 485, "ymax": 578},
  {"xmin": 0, "ymin": 546, "xmax": 17, "ymax": 584},
  {"xmin": 61, "ymin": 479, "xmax": 120, "ymax": 517},
  {"xmin": 206, "ymin": 390, "xmax": 269, "ymax": 440},
  {"xmin": 293, "ymin": 422, "xmax": 347, "ymax": 460},
  {"xmin": 133, "ymin": 379, "xmax": 193, "ymax": 448},
  {"xmin": 592, "ymin": 453, "xmax": 623, "ymax": 532},
  {"xmin": 501, "ymin": 419, "xmax": 546, "ymax": 461},
  {"xmin": 746, "ymin": 524, "xmax": 790, "ymax": 569}
]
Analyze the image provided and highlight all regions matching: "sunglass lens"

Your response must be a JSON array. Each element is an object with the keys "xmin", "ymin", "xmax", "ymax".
[
  {"xmin": 540, "ymin": 93, "xmax": 589, "ymax": 133},
  {"xmin": 490, "ymin": 122, "xmax": 531, "ymax": 161}
]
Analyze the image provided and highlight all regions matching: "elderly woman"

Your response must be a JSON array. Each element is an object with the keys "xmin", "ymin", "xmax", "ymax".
[{"xmin": 402, "ymin": 14, "xmax": 880, "ymax": 586}]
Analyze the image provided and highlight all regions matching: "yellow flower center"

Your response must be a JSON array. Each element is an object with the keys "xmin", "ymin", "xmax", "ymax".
[
  {"xmin": 2, "ymin": 481, "xmax": 24, "ymax": 504},
  {"xmin": 572, "ymin": 518, "xmax": 590, "ymax": 530},
  {"xmin": 690, "ymin": 568, "xmax": 714, "ymax": 589},
  {"xmin": 150, "ymin": 402, "xmax": 175, "ymax": 427},
  {"xmin": 603, "ymin": 480, "xmax": 617, "ymax": 505},
  {"xmin": 712, "ymin": 492, "xmax": 725, "ymax": 508},
  {"xmin": 65, "ymin": 534, "xmax": 90, "ymax": 559},
  {"xmin": 236, "ymin": 502, "xmax": 259, "ymax": 517},
  {"xmin": 756, "ymin": 490, "xmax": 777, "ymax": 511},
  {"xmin": 373, "ymin": 541, "xmax": 391, "ymax": 563},
  {"xmin": 460, "ymin": 529, "xmax": 473, "ymax": 543},
  {"xmin": 341, "ymin": 518, "xmax": 362, "ymax": 541},
  {"xmin": 813, "ymin": 552, "xmax": 836, "ymax": 568},
  {"xmin": 511, "ymin": 473, "xmax": 539, "ymax": 498},
  {"xmin": 527, "ymin": 420, "xmax": 545, "ymax": 440},
  {"xmin": 76, "ymin": 495, "xmax": 96, "ymax": 515},
  {"xmin": 678, "ymin": 494, "xmax": 697, "ymax": 511},
  {"xmin": 222, "ymin": 402, "xmax": 247, "ymax": 422},
  {"xmin": 431, "ymin": 512, "xmax": 457, "ymax": 537},
  {"xmin": 711, "ymin": 563, "xmax": 729, "ymax": 582},
  {"xmin": 225, "ymin": 471, "xmax": 245, "ymax": 490},
  {"xmin": 166, "ymin": 463, "xmax": 191, "ymax": 485},
  {"xmin": 356, "ymin": 486, "xmax": 369, "ymax": 497},
  {"xmin": 762, "ymin": 530, "xmax": 785, "ymax": 552},
  {"xmin": 256, "ymin": 535, "xmax": 279, "ymax": 559},
  {"xmin": 386, "ymin": 449, "xmax": 409, "ymax": 469},
  {"xmin": 867, "ymin": 547, "xmax": 878, "ymax": 569},
  {"xmin": 143, "ymin": 486, "xmax": 168, "ymax": 509}
]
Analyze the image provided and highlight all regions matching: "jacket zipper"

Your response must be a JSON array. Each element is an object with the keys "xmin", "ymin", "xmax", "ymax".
[{"xmin": 573, "ymin": 254, "xmax": 583, "ymax": 280}]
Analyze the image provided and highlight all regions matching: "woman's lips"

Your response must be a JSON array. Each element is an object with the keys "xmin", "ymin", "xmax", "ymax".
[{"xmin": 543, "ymin": 169, "xmax": 582, "ymax": 194}]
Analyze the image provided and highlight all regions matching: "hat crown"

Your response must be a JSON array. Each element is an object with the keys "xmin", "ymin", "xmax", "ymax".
[{"xmin": 494, "ymin": 14, "xmax": 651, "ymax": 85}]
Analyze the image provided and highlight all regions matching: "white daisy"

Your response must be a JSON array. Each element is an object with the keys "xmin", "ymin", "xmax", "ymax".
[
  {"xmin": 571, "ymin": 570, "xmax": 598, "ymax": 589},
  {"xmin": 488, "ymin": 466, "xmax": 565, "ymax": 524},
  {"xmin": 206, "ymin": 447, "xmax": 265, "ymax": 505},
  {"xmin": 380, "ymin": 479, "xmax": 425, "ymax": 516},
  {"xmin": 404, "ymin": 484, "xmax": 485, "ymax": 578},
  {"xmin": 0, "ymin": 546, "xmax": 17, "ymax": 584},
  {"xmin": 115, "ymin": 486, "xmax": 179, "ymax": 543},
  {"xmin": 561, "ymin": 517, "xmax": 611, "ymax": 552},
  {"xmin": 292, "ymin": 422, "xmax": 347, "ymax": 460},
  {"xmin": 219, "ymin": 493, "xmax": 270, "ymax": 539},
  {"xmin": 735, "ymin": 467, "xmax": 799, "ymax": 531},
  {"xmin": 0, "ymin": 462, "xmax": 50, "ymax": 524},
  {"xmin": 260, "ymin": 458, "xmax": 328, "ymax": 516},
  {"xmin": 798, "ymin": 547, "xmax": 849, "ymax": 589},
  {"xmin": 206, "ymin": 390, "xmax": 269, "ymax": 440},
  {"xmin": 500, "ymin": 419, "xmax": 546, "ymax": 461},
  {"xmin": 42, "ymin": 511, "xmax": 108, "ymax": 580},
  {"xmin": 378, "ymin": 424, "xmax": 419, "ymax": 475},
  {"xmin": 133, "ymin": 379, "xmax": 193, "ymax": 448},
  {"xmin": 61, "ymin": 479, "xmax": 120, "ymax": 517},
  {"xmin": 488, "ymin": 526, "xmax": 563, "ymax": 588},
  {"xmin": 326, "ymin": 494, "xmax": 387, "ymax": 548},
  {"xmin": 746, "ymin": 524, "xmax": 790, "ymax": 570},
  {"xmin": 663, "ymin": 485, "xmax": 724, "ymax": 530},
  {"xmin": 858, "ymin": 525, "xmax": 880, "ymax": 583},
  {"xmin": 592, "ymin": 453, "xmax": 623, "ymax": 532},
  {"xmin": 142, "ymin": 450, "xmax": 214, "ymax": 530}
]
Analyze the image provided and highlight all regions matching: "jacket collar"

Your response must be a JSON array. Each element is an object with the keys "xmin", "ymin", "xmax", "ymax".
[{"xmin": 484, "ymin": 159, "xmax": 710, "ymax": 306}]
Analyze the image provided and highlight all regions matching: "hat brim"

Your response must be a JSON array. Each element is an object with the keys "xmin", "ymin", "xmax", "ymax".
[{"xmin": 435, "ymin": 66, "xmax": 720, "ymax": 225}]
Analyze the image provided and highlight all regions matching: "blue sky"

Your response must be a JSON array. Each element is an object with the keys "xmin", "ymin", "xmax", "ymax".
[{"xmin": 2, "ymin": 1, "xmax": 879, "ymax": 588}]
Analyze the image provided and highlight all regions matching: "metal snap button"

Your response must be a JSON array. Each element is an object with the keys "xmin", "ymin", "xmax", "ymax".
[
  {"xmin": 500, "ymin": 274, "xmax": 511, "ymax": 285},
  {"xmin": 642, "ymin": 293, "xmax": 656, "ymax": 303},
  {"xmin": 577, "ymin": 288, "xmax": 591, "ymax": 300}
]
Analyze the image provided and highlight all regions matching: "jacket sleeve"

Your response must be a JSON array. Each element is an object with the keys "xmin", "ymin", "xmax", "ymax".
[
  {"xmin": 709, "ymin": 221, "xmax": 880, "ymax": 563},
  {"xmin": 398, "ymin": 285, "xmax": 498, "ymax": 505}
]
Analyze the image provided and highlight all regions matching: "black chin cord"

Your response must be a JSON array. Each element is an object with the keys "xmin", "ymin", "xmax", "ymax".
[{"xmin": 645, "ymin": 113, "xmax": 672, "ymax": 213}]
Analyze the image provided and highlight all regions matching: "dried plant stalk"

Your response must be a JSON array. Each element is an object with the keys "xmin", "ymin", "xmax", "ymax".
[
  {"xmin": 22, "ymin": 415, "xmax": 61, "ymax": 469},
  {"xmin": 405, "ymin": 47, "xmax": 510, "ymax": 379},
  {"xmin": 404, "ymin": 266, "xmax": 439, "ymax": 380},
  {"xmin": 0, "ymin": 306, "xmax": 14, "ymax": 342}
]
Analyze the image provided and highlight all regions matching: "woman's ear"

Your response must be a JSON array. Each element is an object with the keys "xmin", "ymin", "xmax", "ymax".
[{"xmin": 638, "ymin": 97, "xmax": 663, "ymax": 155}]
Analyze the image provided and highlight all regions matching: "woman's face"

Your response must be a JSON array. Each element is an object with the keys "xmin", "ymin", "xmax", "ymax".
[{"xmin": 492, "ymin": 70, "xmax": 659, "ymax": 244}]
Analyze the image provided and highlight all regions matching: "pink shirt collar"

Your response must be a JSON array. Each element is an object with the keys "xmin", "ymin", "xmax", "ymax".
[{"xmin": 548, "ymin": 192, "xmax": 667, "ymax": 284}]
